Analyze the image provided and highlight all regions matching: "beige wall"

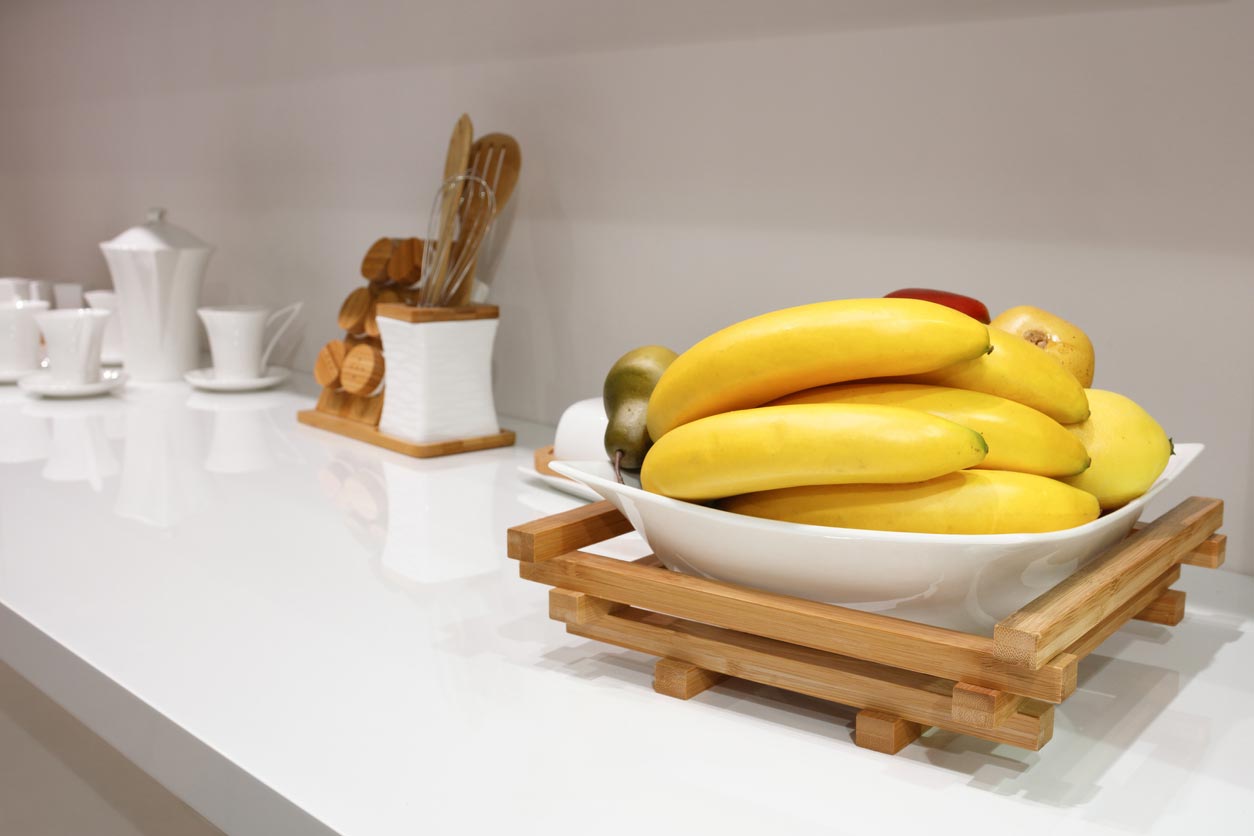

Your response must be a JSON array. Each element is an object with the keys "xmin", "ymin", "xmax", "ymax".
[{"xmin": 2, "ymin": 0, "xmax": 1251, "ymax": 571}]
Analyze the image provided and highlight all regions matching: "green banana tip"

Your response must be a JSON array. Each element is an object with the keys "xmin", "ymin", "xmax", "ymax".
[{"xmin": 985, "ymin": 343, "xmax": 995, "ymax": 355}]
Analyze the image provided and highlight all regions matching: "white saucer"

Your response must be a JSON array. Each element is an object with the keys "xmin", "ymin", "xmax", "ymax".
[
  {"xmin": 516, "ymin": 465, "xmax": 602, "ymax": 503},
  {"xmin": 18, "ymin": 369, "xmax": 128, "ymax": 399},
  {"xmin": 184, "ymin": 366, "xmax": 290, "ymax": 392},
  {"xmin": 0, "ymin": 368, "xmax": 39, "ymax": 385}
]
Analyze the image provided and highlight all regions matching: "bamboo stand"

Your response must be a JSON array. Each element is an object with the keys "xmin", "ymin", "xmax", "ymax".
[{"xmin": 507, "ymin": 496, "xmax": 1224, "ymax": 754}]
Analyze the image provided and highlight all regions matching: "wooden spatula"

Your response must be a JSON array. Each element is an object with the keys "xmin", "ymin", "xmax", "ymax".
[
  {"xmin": 423, "ymin": 113, "xmax": 473, "ymax": 306},
  {"xmin": 450, "ymin": 132, "xmax": 521, "ymax": 305}
]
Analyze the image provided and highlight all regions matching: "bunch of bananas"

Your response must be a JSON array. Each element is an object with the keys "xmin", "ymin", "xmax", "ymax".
[{"xmin": 622, "ymin": 298, "xmax": 1170, "ymax": 535}]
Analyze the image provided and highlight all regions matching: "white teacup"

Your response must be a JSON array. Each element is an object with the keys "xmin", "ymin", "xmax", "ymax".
[
  {"xmin": 0, "ymin": 299, "xmax": 50, "ymax": 374},
  {"xmin": 53, "ymin": 282, "xmax": 85, "ymax": 309},
  {"xmin": 28, "ymin": 280, "xmax": 52, "ymax": 304},
  {"xmin": 84, "ymin": 290, "xmax": 124, "ymax": 363},
  {"xmin": 33, "ymin": 309, "xmax": 112, "ymax": 384},
  {"xmin": 0, "ymin": 278, "xmax": 31, "ymax": 303},
  {"xmin": 197, "ymin": 302, "xmax": 302, "ymax": 381}
]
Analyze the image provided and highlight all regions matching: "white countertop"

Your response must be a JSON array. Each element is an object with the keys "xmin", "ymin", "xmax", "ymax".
[{"xmin": 0, "ymin": 382, "xmax": 1251, "ymax": 836}]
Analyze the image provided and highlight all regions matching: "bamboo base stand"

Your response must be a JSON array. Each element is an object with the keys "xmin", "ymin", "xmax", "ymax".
[
  {"xmin": 297, "ymin": 409, "xmax": 514, "ymax": 458},
  {"xmin": 508, "ymin": 496, "xmax": 1225, "ymax": 755}
]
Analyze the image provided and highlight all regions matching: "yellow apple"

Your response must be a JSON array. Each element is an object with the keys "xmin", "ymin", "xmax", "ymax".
[
  {"xmin": 990, "ymin": 305, "xmax": 1095, "ymax": 387},
  {"xmin": 1061, "ymin": 389, "xmax": 1171, "ymax": 511}
]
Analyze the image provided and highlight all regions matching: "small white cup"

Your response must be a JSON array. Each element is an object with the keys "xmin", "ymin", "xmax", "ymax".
[
  {"xmin": 53, "ymin": 282, "xmax": 85, "ymax": 309},
  {"xmin": 0, "ymin": 299, "xmax": 50, "ymax": 374},
  {"xmin": 0, "ymin": 278, "xmax": 32, "ymax": 303},
  {"xmin": 33, "ymin": 309, "xmax": 111, "ymax": 384},
  {"xmin": 197, "ymin": 302, "xmax": 302, "ymax": 381},
  {"xmin": 28, "ymin": 280, "xmax": 53, "ymax": 304},
  {"xmin": 84, "ymin": 290, "xmax": 124, "ymax": 363}
]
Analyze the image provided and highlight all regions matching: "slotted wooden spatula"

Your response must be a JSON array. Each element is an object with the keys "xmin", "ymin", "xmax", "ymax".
[
  {"xmin": 450, "ymin": 132, "xmax": 521, "ymax": 305},
  {"xmin": 422, "ymin": 113, "xmax": 473, "ymax": 306}
]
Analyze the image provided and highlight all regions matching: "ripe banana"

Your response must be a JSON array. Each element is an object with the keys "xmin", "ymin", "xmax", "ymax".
[
  {"xmin": 770, "ymin": 382, "xmax": 1090, "ymax": 477},
  {"xmin": 1062, "ymin": 388, "xmax": 1172, "ymax": 510},
  {"xmin": 721, "ymin": 470, "xmax": 1100, "ymax": 534},
  {"xmin": 899, "ymin": 326, "xmax": 1089, "ymax": 424},
  {"xmin": 640, "ymin": 403, "xmax": 987, "ymax": 501},
  {"xmin": 646, "ymin": 298, "xmax": 990, "ymax": 440}
]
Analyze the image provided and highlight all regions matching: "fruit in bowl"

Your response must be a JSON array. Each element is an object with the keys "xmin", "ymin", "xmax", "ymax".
[
  {"xmin": 623, "ymin": 295, "xmax": 1171, "ymax": 534},
  {"xmin": 1061, "ymin": 388, "xmax": 1173, "ymax": 511},
  {"xmin": 990, "ymin": 304, "xmax": 1095, "ymax": 388},
  {"xmin": 884, "ymin": 288, "xmax": 990, "ymax": 324},
  {"xmin": 583, "ymin": 294, "xmax": 1191, "ymax": 630}
]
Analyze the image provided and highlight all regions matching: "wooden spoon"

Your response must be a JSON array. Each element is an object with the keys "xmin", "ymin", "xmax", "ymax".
[{"xmin": 423, "ymin": 113, "xmax": 473, "ymax": 306}]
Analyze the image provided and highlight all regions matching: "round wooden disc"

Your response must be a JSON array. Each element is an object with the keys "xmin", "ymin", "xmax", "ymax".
[
  {"xmin": 360, "ymin": 237, "xmax": 396, "ymax": 283},
  {"xmin": 387, "ymin": 237, "xmax": 422, "ymax": 285},
  {"xmin": 364, "ymin": 288, "xmax": 403, "ymax": 338},
  {"xmin": 313, "ymin": 339, "xmax": 348, "ymax": 388},
  {"xmin": 345, "ymin": 334, "xmax": 382, "ymax": 350},
  {"xmin": 340, "ymin": 343, "xmax": 385, "ymax": 395},
  {"xmin": 337, "ymin": 286, "xmax": 374, "ymax": 335}
]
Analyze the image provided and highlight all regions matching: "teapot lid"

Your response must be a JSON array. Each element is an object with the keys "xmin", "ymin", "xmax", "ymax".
[{"xmin": 101, "ymin": 208, "xmax": 213, "ymax": 252}]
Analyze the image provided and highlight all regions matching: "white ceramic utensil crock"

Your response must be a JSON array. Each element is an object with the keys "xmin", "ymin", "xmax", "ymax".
[{"xmin": 100, "ymin": 208, "xmax": 214, "ymax": 381}]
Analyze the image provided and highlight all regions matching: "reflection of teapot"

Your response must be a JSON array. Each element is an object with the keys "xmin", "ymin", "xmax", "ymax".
[
  {"xmin": 115, "ymin": 387, "xmax": 209, "ymax": 527},
  {"xmin": 100, "ymin": 208, "xmax": 214, "ymax": 381}
]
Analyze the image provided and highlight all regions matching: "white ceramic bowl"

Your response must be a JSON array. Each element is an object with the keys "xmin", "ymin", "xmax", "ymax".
[{"xmin": 551, "ymin": 444, "xmax": 1202, "ymax": 634}]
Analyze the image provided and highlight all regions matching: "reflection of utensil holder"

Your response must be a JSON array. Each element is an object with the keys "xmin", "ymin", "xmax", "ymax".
[{"xmin": 298, "ymin": 304, "xmax": 513, "ymax": 458}]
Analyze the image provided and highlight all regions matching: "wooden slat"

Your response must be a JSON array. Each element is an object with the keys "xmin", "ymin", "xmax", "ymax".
[
  {"xmin": 375, "ymin": 303, "xmax": 499, "ymax": 323},
  {"xmin": 951, "ymin": 683, "xmax": 1021, "ymax": 729},
  {"xmin": 507, "ymin": 502, "xmax": 632, "ymax": 563},
  {"xmin": 565, "ymin": 607, "xmax": 1054, "ymax": 751},
  {"xmin": 1065, "ymin": 566, "xmax": 1180, "ymax": 660},
  {"xmin": 653, "ymin": 658, "xmax": 726, "ymax": 699},
  {"xmin": 856, "ymin": 710, "xmax": 926, "ymax": 755},
  {"xmin": 994, "ymin": 497, "xmax": 1222, "ymax": 669},
  {"xmin": 548, "ymin": 589, "xmax": 622, "ymax": 625},
  {"xmin": 1132, "ymin": 589, "xmax": 1186, "ymax": 626},
  {"xmin": 520, "ymin": 551, "xmax": 1075, "ymax": 702},
  {"xmin": 1131, "ymin": 522, "xmax": 1225, "ymax": 569}
]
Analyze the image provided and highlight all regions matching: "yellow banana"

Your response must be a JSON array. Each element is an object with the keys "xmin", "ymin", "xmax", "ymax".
[
  {"xmin": 1062, "ymin": 388, "xmax": 1172, "ymax": 511},
  {"xmin": 646, "ymin": 298, "xmax": 990, "ymax": 440},
  {"xmin": 898, "ymin": 326, "xmax": 1089, "ymax": 424},
  {"xmin": 721, "ymin": 470, "xmax": 1100, "ymax": 534},
  {"xmin": 770, "ymin": 382, "xmax": 1089, "ymax": 477},
  {"xmin": 640, "ymin": 403, "xmax": 987, "ymax": 501}
]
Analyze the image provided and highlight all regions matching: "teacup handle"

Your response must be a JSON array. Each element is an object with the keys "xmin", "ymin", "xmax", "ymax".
[{"xmin": 261, "ymin": 302, "xmax": 302, "ymax": 370}]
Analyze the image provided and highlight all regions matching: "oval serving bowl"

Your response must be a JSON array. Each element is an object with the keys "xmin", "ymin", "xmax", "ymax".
[{"xmin": 551, "ymin": 443, "xmax": 1202, "ymax": 634}]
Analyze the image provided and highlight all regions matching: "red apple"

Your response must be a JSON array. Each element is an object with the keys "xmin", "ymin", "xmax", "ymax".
[{"xmin": 884, "ymin": 288, "xmax": 990, "ymax": 324}]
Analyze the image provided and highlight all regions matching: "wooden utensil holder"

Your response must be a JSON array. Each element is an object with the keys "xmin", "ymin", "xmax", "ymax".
[
  {"xmin": 507, "ymin": 495, "xmax": 1224, "ymax": 755},
  {"xmin": 297, "ymin": 303, "xmax": 513, "ymax": 458}
]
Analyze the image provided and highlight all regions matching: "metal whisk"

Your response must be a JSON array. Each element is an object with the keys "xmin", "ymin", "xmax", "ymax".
[{"xmin": 417, "ymin": 173, "xmax": 496, "ymax": 307}]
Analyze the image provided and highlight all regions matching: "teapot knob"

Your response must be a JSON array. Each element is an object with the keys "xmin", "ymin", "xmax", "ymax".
[{"xmin": 146, "ymin": 207, "xmax": 167, "ymax": 224}]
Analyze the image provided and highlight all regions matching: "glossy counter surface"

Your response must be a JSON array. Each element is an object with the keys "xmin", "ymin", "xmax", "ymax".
[{"xmin": 0, "ymin": 383, "xmax": 1251, "ymax": 836}]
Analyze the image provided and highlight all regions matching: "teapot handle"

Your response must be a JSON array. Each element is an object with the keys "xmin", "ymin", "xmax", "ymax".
[{"xmin": 261, "ymin": 302, "xmax": 302, "ymax": 370}]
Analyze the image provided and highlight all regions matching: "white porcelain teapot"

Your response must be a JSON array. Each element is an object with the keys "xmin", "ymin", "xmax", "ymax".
[{"xmin": 100, "ymin": 208, "xmax": 214, "ymax": 381}]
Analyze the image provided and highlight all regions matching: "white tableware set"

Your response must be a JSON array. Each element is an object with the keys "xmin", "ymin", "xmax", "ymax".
[
  {"xmin": 189, "ymin": 301, "xmax": 301, "ymax": 392},
  {"xmin": 3, "ymin": 208, "xmax": 302, "ymax": 398},
  {"xmin": 17, "ymin": 308, "xmax": 127, "ymax": 398}
]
